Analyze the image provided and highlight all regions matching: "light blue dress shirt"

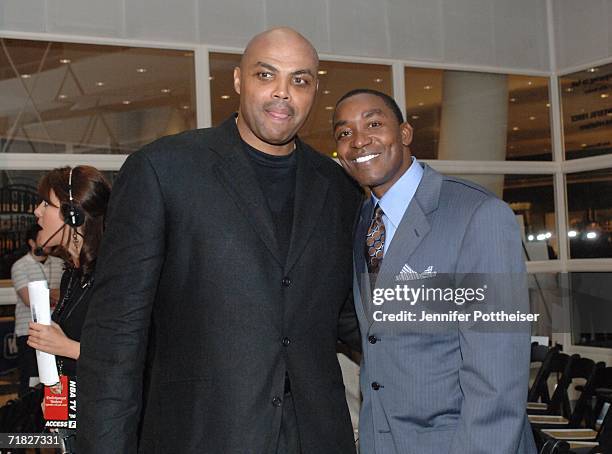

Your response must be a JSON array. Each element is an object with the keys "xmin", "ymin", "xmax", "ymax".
[{"xmin": 370, "ymin": 157, "xmax": 424, "ymax": 254}]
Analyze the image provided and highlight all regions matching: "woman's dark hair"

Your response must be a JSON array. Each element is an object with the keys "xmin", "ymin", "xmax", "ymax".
[{"xmin": 37, "ymin": 166, "xmax": 111, "ymax": 275}]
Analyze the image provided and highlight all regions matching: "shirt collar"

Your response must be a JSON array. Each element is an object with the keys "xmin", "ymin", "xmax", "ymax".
[{"xmin": 371, "ymin": 157, "xmax": 424, "ymax": 230}]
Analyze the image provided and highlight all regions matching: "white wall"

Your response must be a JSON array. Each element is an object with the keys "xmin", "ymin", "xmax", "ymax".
[
  {"xmin": 553, "ymin": 0, "xmax": 612, "ymax": 71},
  {"xmin": 0, "ymin": 0, "xmax": 550, "ymax": 71}
]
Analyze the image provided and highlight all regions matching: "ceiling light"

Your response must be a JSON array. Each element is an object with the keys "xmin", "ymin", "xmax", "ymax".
[
  {"xmin": 529, "ymin": 116, "xmax": 536, "ymax": 120},
  {"xmin": 220, "ymin": 95, "xmax": 230, "ymax": 100},
  {"xmin": 96, "ymin": 81, "xmax": 105, "ymax": 87},
  {"xmin": 587, "ymin": 67, "xmax": 598, "ymax": 73},
  {"xmin": 317, "ymin": 70, "xmax": 327, "ymax": 75},
  {"xmin": 122, "ymin": 100, "xmax": 131, "ymax": 105},
  {"xmin": 527, "ymin": 81, "xmax": 533, "ymax": 86},
  {"xmin": 59, "ymin": 58, "xmax": 71, "ymax": 64},
  {"xmin": 21, "ymin": 74, "xmax": 31, "ymax": 79},
  {"xmin": 58, "ymin": 94, "xmax": 67, "ymax": 100},
  {"xmin": 512, "ymin": 126, "xmax": 520, "ymax": 131},
  {"xmin": 136, "ymin": 68, "xmax": 147, "ymax": 73},
  {"xmin": 417, "ymin": 102, "xmax": 424, "ymax": 107},
  {"xmin": 566, "ymin": 87, "xmax": 573, "ymax": 92},
  {"xmin": 182, "ymin": 105, "xmax": 190, "ymax": 110},
  {"xmin": 323, "ymin": 89, "xmax": 331, "ymax": 95},
  {"xmin": 411, "ymin": 115, "xmax": 419, "ymax": 120},
  {"xmin": 546, "ymin": 103, "xmax": 551, "ymax": 107},
  {"xmin": 536, "ymin": 233, "xmax": 546, "ymax": 241},
  {"xmin": 161, "ymin": 88, "xmax": 171, "ymax": 94},
  {"xmin": 374, "ymin": 78, "xmax": 383, "ymax": 83},
  {"xmin": 586, "ymin": 232, "xmax": 598, "ymax": 240},
  {"xmin": 423, "ymin": 85, "xmax": 432, "ymax": 90},
  {"xmin": 545, "ymin": 232, "xmax": 552, "ymax": 239},
  {"xmin": 527, "ymin": 234, "xmax": 534, "ymax": 241},
  {"xmin": 209, "ymin": 76, "xmax": 214, "ymax": 81},
  {"xmin": 324, "ymin": 106, "xmax": 334, "ymax": 111},
  {"xmin": 601, "ymin": 93, "xmax": 609, "ymax": 99},
  {"xmin": 510, "ymin": 97, "xmax": 516, "ymax": 102},
  {"xmin": 581, "ymin": 143, "xmax": 587, "ymax": 148},
  {"xmin": 568, "ymin": 230, "xmax": 577, "ymax": 238}
]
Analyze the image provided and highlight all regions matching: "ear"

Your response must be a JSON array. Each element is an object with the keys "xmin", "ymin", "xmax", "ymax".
[
  {"xmin": 233, "ymin": 66, "xmax": 241, "ymax": 95},
  {"xmin": 400, "ymin": 122, "xmax": 414, "ymax": 147},
  {"xmin": 27, "ymin": 239, "xmax": 36, "ymax": 249}
]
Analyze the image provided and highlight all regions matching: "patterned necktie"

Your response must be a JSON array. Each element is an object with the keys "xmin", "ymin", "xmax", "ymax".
[{"xmin": 365, "ymin": 205, "xmax": 386, "ymax": 275}]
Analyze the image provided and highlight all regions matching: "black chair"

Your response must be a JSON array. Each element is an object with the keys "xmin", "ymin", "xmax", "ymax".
[
  {"xmin": 590, "ymin": 367, "xmax": 612, "ymax": 429},
  {"xmin": 530, "ymin": 344, "xmax": 564, "ymax": 405},
  {"xmin": 533, "ymin": 342, "xmax": 553, "ymax": 363},
  {"xmin": 529, "ymin": 354, "xmax": 578, "ymax": 418},
  {"xmin": 548, "ymin": 390, "xmax": 612, "ymax": 454}
]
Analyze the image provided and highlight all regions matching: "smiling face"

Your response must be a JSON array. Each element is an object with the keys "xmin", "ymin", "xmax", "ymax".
[
  {"xmin": 234, "ymin": 28, "xmax": 319, "ymax": 155},
  {"xmin": 333, "ymin": 93, "xmax": 414, "ymax": 198}
]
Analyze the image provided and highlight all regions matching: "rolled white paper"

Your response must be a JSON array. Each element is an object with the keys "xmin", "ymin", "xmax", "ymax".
[{"xmin": 28, "ymin": 280, "xmax": 60, "ymax": 385}]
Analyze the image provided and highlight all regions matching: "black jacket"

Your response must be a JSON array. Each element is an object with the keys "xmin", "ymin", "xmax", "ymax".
[{"xmin": 77, "ymin": 117, "xmax": 362, "ymax": 454}]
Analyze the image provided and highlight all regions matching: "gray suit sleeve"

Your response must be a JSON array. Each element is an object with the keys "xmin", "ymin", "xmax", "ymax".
[
  {"xmin": 77, "ymin": 152, "xmax": 166, "ymax": 453},
  {"xmin": 451, "ymin": 197, "xmax": 531, "ymax": 454}
]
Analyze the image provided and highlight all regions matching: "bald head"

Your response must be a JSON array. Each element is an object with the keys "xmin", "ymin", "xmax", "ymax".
[
  {"xmin": 233, "ymin": 27, "xmax": 320, "ymax": 156},
  {"xmin": 241, "ymin": 27, "xmax": 319, "ymax": 70}
]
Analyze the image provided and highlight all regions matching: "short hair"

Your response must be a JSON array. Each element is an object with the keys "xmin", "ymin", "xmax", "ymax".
[{"xmin": 335, "ymin": 88, "xmax": 404, "ymax": 124}]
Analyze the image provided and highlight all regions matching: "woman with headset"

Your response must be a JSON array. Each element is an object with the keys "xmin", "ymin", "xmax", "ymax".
[{"xmin": 27, "ymin": 166, "xmax": 111, "ymax": 452}]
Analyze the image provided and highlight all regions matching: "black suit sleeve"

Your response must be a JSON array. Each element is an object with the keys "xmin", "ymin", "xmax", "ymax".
[
  {"xmin": 337, "ymin": 289, "xmax": 362, "ymax": 353},
  {"xmin": 337, "ymin": 185, "xmax": 364, "ymax": 355},
  {"xmin": 77, "ymin": 151, "xmax": 166, "ymax": 453}
]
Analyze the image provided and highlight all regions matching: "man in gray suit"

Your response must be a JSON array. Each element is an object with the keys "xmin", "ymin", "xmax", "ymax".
[{"xmin": 333, "ymin": 89, "xmax": 537, "ymax": 454}]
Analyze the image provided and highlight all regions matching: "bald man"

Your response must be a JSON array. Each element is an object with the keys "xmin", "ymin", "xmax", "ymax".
[{"xmin": 78, "ymin": 28, "xmax": 362, "ymax": 454}]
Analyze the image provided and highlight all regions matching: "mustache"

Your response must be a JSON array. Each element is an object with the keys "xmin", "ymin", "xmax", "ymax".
[{"xmin": 263, "ymin": 101, "xmax": 295, "ymax": 116}]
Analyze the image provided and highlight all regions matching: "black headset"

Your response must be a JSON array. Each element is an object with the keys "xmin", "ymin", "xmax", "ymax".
[{"xmin": 60, "ymin": 167, "xmax": 85, "ymax": 228}]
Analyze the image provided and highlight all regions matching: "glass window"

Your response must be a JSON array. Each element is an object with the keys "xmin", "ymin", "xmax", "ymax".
[
  {"xmin": 0, "ymin": 170, "xmax": 117, "ymax": 280},
  {"xmin": 405, "ymin": 68, "xmax": 552, "ymax": 161},
  {"xmin": 560, "ymin": 62, "xmax": 612, "ymax": 160},
  {"xmin": 209, "ymin": 52, "xmax": 393, "ymax": 156},
  {"xmin": 529, "ymin": 272, "xmax": 563, "ymax": 340},
  {"xmin": 566, "ymin": 168, "xmax": 612, "ymax": 259},
  {"xmin": 570, "ymin": 272, "xmax": 612, "ymax": 348},
  {"xmin": 449, "ymin": 174, "xmax": 557, "ymax": 260},
  {"xmin": 0, "ymin": 38, "xmax": 196, "ymax": 155}
]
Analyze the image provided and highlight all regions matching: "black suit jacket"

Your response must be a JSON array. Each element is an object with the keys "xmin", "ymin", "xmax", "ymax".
[{"xmin": 77, "ymin": 117, "xmax": 363, "ymax": 454}]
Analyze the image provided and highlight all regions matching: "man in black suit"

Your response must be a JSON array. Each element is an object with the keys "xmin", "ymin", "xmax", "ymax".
[{"xmin": 77, "ymin": 27, "xmax": 362, "ymax": 454}]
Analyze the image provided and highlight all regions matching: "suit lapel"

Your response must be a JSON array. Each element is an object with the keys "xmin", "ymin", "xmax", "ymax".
[
  {"xmin": 374, "ymin": 201, "xmax": 430, "ymax": 292},
  {"xmin": 210, "ymin": 117, "xmax": 282, "ymax": 265},
  {"xmin": 374, "ymin": 165, "xmax": 442, "ymax": 289},
  {"xmin": 284, "ymin": 143, "xmax": 329, "ymax": 273},
  {"xmin": 354, "ymin": 198, "xmax": 374, "ymax": 318}
]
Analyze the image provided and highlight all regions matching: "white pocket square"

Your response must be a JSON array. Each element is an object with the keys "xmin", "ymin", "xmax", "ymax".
[{"xmin": 396, "ymin": 264, "xmax": 437, "ymax": 281}]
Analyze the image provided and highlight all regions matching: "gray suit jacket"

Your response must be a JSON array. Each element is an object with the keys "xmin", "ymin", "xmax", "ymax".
[{"xmin": 354, "ymin": 164, "xmax": 537, "ymax": 454}]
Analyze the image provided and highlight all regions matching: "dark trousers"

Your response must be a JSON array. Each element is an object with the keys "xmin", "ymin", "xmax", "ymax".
[
  {"xmin": 17, "ymin": 335, "xmax": 38, "ymax": 397},
  {"xmin": 276, "ymin": 391, "xmax": 302, "ymax": 454}
]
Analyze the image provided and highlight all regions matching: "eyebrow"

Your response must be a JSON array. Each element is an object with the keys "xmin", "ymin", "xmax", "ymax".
[
  {"xmin": 333, "ymin": 108, "xmax": 385, "ymax": 130},
  {"xmin": 364, "ymin": 108, "xmax": 384, "ymax": 118},
  {"xmin": 254, "ymin": 61, "xmax": 315, "ymax": 77}
]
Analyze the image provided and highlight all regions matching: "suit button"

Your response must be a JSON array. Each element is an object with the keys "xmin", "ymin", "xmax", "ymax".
[
  {"xmin": 371, "ymin": 382, "xmax": 382, "ymax": 391},
  {"xmin": 281, "ymin": 277, "xmax": 292, "ymax": 287},
  {"xmin": 282, "ymin": 337, "xmax": 291, "ymax": 347},
  {"xmin": 368, "ymin": 335, "xmax": 378, "ymax": 344},
  {"xmin": 272, "ymin": 396, "xmax": 283, "ymax": 407}
]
